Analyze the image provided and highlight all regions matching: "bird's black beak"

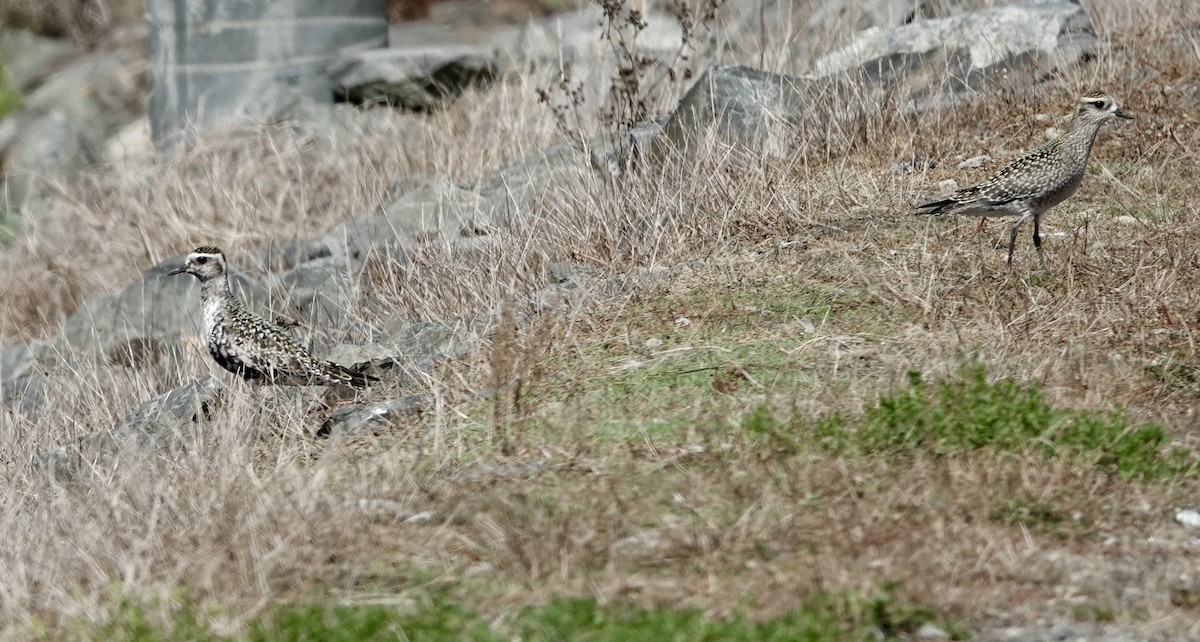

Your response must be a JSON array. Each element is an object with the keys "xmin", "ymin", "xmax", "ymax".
[
  {"xmin": 166, "ymin": 265, "xmax": 188, "ymax": 276},
  {"xmin": 1115, "ymin": 108, "xmax": 1134, "ymax": 120}
]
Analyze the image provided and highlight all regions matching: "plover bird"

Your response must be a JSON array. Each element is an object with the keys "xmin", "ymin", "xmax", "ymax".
[
  {"xmin": 167, "ymin": 246, "xmax": 375, "ymax": 389},
  {"xmin": 916, "ymin": 91, "xmax": 1133, "ymax": 268}
]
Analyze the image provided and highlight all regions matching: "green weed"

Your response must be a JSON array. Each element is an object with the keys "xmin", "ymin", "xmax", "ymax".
[{"xmin": 815, "ymin": 363, "xmax": 1193, "ymax": 481}]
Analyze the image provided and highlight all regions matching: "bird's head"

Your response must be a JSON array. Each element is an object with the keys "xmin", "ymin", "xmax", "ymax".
[
  {"xmin": 167, "ymin": 246, "xmax": 228, "ymax": 282},
  {"xmin": 1077, "ymin": 91, "xmax": 1134, "ymax": 124}
]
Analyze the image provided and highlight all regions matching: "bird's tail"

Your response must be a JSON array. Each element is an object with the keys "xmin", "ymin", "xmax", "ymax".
[
  {"xmin": 329, "ymin": 362, "xmax": 379, "ymax": 390},
  {"xmin": 345, "ymin": 368, "xmax": 379, "ymax": 390},
  {"xmin": 914, "ymin": 198, "xmax": 958, "ymax": 216}
]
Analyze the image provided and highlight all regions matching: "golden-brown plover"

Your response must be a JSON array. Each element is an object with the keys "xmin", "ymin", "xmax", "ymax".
[
  {"xmin": 168, "ymin": 246, "xmax": 376, "ymax": 389},
  {"xmin": 916, "ymin": 91, "xmax": 1133, "ymax": 268}
]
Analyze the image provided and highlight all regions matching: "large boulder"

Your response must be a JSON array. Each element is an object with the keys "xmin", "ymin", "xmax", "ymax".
[
  {"xmin": 812, "ymin": 0, "xmax": 1099, "ymax": 104},
  {"xmin": 145, "ymin": 0, "xmax": 387, "ymax": 150}
]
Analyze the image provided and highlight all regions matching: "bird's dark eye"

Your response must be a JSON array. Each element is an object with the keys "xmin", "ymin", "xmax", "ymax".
[{"xmin": 195, "ymin": 256, "xmax": 209, "ymax": 265}]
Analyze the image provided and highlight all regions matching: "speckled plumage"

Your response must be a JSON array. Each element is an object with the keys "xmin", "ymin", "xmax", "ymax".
[
  {"xmin": 168, "ymin": 246, "xmax": 375, "ymax": 389},
  {"xmin": 917, "ymin": 91, "xmax": 1133, "ymax": 268}
]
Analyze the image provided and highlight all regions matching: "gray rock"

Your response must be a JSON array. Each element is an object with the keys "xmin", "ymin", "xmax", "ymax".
[
  {"xmin": 1174, "ymin": 508, "xmax": 1200, "ymax": 528},
  {"xmin": 37, "ymin": 377, "xmax": 225, "ymax": 481},
  {"xmin": 316, "ymin": 393, "xmax": 431, "ymax": 437},
  {"xmin": 812, "ymin": 0, "xmax": 1099, "ymax": 105},
  {"xmin": 99, "ymin": 116, "xmax": 154, "ymax": 166},
  {"xmin": 268, "ymin": 256, "xmax": 360, "ymax": 329},
  {"xmin": 0, "ymin": 340, "xmax": 52, "ymax": 383},
  {"xmin": 329, "ymin": 46, "xmax": 496, "ymax": 111},
  {"xmin": 316, "ymin": 183, "xmax": 500, "ymax": 261},
  {"xmin": 0, "ymin": 29, "xmax": 78, "ymax": 92},
  {"xmin": 325, "ymin": 315, "xmax": 489, "ymax": 383},
  {"xmin": 112, "ymin": 376, "xmax": 225, "ymax": 445},
  {"xmin": 57, "ymin": 253, "xmax": 274, "ymax": 364},
  {"xmin": 1, "ymin": 371, "xmax": 51, "ymax": 421},
  {"xmin": 385, "ymin": 315, "xmax": 491, "ymax": 362},
  {"xmin": 958, "ymin": 154, "xmax": 991, "ymax": 169},
  {"xmin": 313, "ymin": 128, "xmax": 621, "ymax": 269},
  {"xmin": 146, "ymin": 0, "xmax": 387, "ymax": 150},
  {"xmin": 807, "ymin": 0, "xmax": 935, "ymax": 33},
  {"xmin": 0, "ymin": 115, "xmax": 21, "ymax": 162},
  {"xmin": 915, "ymin": 622, "xmax": 950, "ymax": 639},
  {"xmin": 649, "ymin": 65, "xmax": 826, "ymax": 164},
  {"xmin": 4, "ymin": 51, "xmax": 144, "ymax": 207},
  {"xmin": 723, "ymin": 0, "xmax": 967, "ymax": 65},
  {"xmin": 261, "ymin": 238, "xmax": 333, "ymax": 273},
  {"xmin": 7, "ymin": 111, "xmax": 86, "ymax": 190},
  {"xmin": 472, "ymin": 120, "xmax": 660, "ymax": 222}
]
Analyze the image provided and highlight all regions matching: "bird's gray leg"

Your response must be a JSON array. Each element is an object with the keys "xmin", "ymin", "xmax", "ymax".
[
  {"xmin": 1007, "ymin": 210, "xmax": 1033, "ymax": 270},
  {"xmin": 1032, "ymin": 213, "xmax": 1045, "ymax": 268}
]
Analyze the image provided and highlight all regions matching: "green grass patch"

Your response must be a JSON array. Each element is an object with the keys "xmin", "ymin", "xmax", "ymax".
[
  {"xmin": 247, "ymin": 600, "xmax": 496, "ymax": 642},
  {"xmin": 814, "ymin": 362, "xmax": 1193, "ymax": 481},
  {"xmin": 61, "ymin": 588, "xmax": 967, "ymax": 641}
]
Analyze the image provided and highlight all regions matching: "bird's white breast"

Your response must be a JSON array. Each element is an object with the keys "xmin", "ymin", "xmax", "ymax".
[{"xmin": 202, "ymin": 295, "xmax": 224, "ymax": 339}]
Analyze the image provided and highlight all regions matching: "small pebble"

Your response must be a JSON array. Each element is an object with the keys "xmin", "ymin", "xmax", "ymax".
[
  {"xmin": 1175, "ymin": 509, "xmax": 1200, "ymax": 528},
  {"xmin": 957, "ymin": 154, "xmax": 991, "ymax": 169}
]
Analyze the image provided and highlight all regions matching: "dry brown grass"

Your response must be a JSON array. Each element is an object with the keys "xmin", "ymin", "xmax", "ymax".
[{"xmin": 1, "ymin": 0, "xmax": 1200, "ymax": 638}]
